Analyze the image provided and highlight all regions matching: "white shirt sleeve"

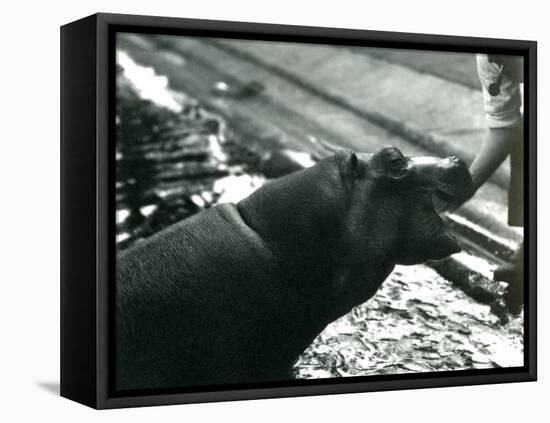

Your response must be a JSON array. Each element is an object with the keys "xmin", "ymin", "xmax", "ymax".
[{"xmin": 476, "ymin": 54, "xmax": 523, "ymax": 129}]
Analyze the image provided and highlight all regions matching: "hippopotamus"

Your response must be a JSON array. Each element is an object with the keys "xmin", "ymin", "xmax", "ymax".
[{"xmin": 116, "ymin": 145, "xmax": 473, "ymax": 390}]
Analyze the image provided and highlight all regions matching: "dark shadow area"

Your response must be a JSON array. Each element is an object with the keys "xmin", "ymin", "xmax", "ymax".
[{"xmin": 36, "ymin": 381, "xmax": 60, "ymax": 396}]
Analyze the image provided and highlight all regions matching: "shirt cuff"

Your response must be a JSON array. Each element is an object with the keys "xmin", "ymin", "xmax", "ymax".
[{"xmin": 485, "ymin": 110, "xmax": 522, "ymax": 129}]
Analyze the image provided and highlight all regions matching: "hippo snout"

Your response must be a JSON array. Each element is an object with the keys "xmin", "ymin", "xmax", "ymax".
[
  {"xmin": 436, "ymin": 156, "xmax": 474, "ymax": 201},
  {"xmin": 409, "ymin": 155, "xmax": 474, "ymax": 202}
]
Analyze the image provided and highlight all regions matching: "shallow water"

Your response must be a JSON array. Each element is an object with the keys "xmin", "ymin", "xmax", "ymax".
[
  {"xmin": 116, "ymin": 50, "xmax": 523, "ymax": 378},
  {"xmin": 115, "ymin": 56, "xmax": 263, "ymax": 250}
]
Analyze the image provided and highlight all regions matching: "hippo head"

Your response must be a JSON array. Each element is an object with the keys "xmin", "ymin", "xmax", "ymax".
[{"xmin": 337, "ymin": 145, "xmax": 473, "ymax": 266}]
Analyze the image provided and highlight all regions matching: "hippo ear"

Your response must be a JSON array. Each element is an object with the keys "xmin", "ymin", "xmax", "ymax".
[
  {"xmin": 347, "ymin": 152, "xmax": 365, "ymax": 178},
  {"xmin": 350, "ymin": 152, "xmax": 359, "ymax": 172},
  {"xmin": 373, "ymin": 146, "xmax": 408, "ymax": 179}
]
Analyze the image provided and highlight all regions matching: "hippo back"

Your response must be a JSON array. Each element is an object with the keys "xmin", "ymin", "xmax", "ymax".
[{"xmin": 116, "ymin": 203, "xmax": 284, "ymax": 389}]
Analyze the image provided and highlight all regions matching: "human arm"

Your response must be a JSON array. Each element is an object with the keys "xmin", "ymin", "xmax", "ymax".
[
  {"xmin": 435, "ymin": 55, "xmax": 522, "ymax": 213},
  {"xmin": 469, "ymin": 123, "xmax": 521, "ymax": 192}
]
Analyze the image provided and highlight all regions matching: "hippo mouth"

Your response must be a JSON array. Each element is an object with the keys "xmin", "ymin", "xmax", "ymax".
[
  {"xmin": 433, "ymin": 181, "xmax": 473, "ymax": 206},
  {"xmin": 426, "ymin": 204, "xmax": 462, "ymax": 260},
  {"xmin": 435, "ymin": 156, "xmax": 474, "ymax": 200},
  {"xmin": 434, "ymin": 187, "xmax": 462, "ymax": 204},
  {"xmin": 427, "ymin": 156, "xmax": 474, "ymax": 259},
  {"xmin": 432, "ymin": 186, "xmax": 466, "ymax": 217},
  {"xmin": 409, "ymin": 155, "xmax": 474, "ymax": 204},
  {"xmin": 430, "ymin": 156, "xmax": 475, "ymax": 216}
]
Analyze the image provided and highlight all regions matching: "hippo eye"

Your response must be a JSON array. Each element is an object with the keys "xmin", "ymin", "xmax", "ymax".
[
  {"xmin": 389, "ymin": 157, "xmax": 405, "ymax": 170},
  {"xmin": 372, "ymin": 147, "xmax": 408, "ymax": 178},
  {"xmin": 385, "ymin": 157, "xmax": 408, "ymax": 179}
]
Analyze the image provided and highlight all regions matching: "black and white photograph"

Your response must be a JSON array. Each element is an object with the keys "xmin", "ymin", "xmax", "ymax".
[{"xmin": 114, "ymin": 31, "xmax": 528, "ymax": 392}]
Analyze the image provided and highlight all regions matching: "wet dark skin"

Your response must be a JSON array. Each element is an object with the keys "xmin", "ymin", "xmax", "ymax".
[{"xmin": 116, "ymin": 146, "xmax": 473, "ymax": 390}]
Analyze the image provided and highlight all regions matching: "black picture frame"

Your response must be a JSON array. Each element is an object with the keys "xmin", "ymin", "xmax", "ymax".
[{"xmin": 61, "ymin": 12, "xmax": 537, "ymax": 409}]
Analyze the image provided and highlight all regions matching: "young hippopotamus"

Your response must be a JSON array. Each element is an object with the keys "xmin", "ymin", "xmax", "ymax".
[{"xmin": 116, "ymin": 145, "xmax": 473, "ymax": 390}]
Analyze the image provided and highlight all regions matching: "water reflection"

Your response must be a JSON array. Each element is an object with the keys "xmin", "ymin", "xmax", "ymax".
[{"xmin": 116, "ymin": 54, "xmax": 261, "ymax": 250}]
